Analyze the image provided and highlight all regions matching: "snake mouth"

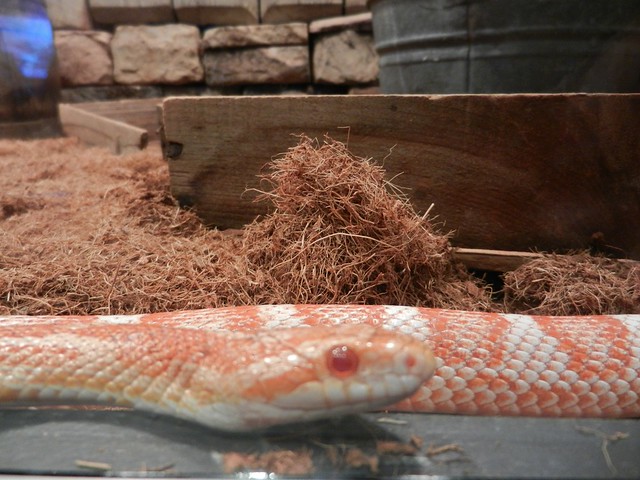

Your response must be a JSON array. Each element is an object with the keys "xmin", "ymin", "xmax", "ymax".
[
  {"xmin": 269, "ymin": 369, "xmax": 432, "ymax": 413},
  {"xmin": 268, "ymin": 331, "xmax": 436, "ymax": 413},
  {"xmin": 264, "ymin": 375, "xmax": 427, "ymax": 426}
]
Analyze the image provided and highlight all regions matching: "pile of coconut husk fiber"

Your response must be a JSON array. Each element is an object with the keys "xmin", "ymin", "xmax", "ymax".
[
  {"xmin": 0, "ymin": 137, "xmax": 236, "ymax": 315},
  {"xmin": 503, "ymin": 253, "xmax": 639, "ymax": 315},
  {"xmin": 0, "ymin": 135, "xmax": 493, "ymax": 314},
  {"xmin": 236, "ymin": 136, "xmax": 494, "ymax": 309},
  {"xmin": 0, "ymin": 135, "xmax": 637, "ymax": 316}
]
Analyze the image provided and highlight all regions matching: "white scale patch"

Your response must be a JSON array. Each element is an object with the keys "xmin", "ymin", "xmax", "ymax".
[
  {"xmin": 618, "ymin": 316, "xmax": 640, "ymax": 370},
  {"xmin": 169, "ymin": 309, "xmax": 247, "ymax": 330},
  {"xmin": 382, "ymin": 305, "xmax": 429, "ymax": 341},
  {"xmin": 95, "ymin": 314, "xmax": 144, "ymax": 325},
  {"xmin": 4, "ymin": 308, "xmax": 639, "ymax": 425},
  {"xmin": 382, "ymin": 305, "xmax": 421, "ymax": 322},
  {"xmin": 257, "ymin": 305, "xmax": 305, "ymax": 329},
  {"xmin": 0, "ymin": 316, "xmax": 61, "ymax": 326},
  {"xmin": 617, "ymin": 315, "xmax": 640, "ymax": 334}
]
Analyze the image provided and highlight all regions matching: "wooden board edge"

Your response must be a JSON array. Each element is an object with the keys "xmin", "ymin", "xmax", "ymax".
[
  {"xmin": 452, "ymin": 247, "xmax": 639, "ymax": 272},
  {"xmin": 161, "ymin": 94, "xmax": 640, "ymax": 258},
  {"xmin": 59, "ymin": 103, "xmax": 149, "ymax": 155},
  {"xmin": 308, "ymin": 11, "xmax": 372, "ymax": 34}
]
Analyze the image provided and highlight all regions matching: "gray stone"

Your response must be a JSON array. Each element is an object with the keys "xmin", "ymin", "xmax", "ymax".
[
  {"xmin": 202, "ymin": 23, "xmax": 307, "ymax": 49},
  {"xmin": 54, "ymin": 30, "xmax": 113, "ymax": 86},
  {"xmin": 111, "ymin": 25, "xmax": 203, "ymax": 85},
  {"xmin": 203, "ymin": 46, "xmax": 309, "ymax": 86},
  {"xmin": 60, "ymin": 85, "xmax": 163, "ymax": 103},
  {"xmin": 313, "ymin": 30, "xmax": 379, "ymax": 85}
]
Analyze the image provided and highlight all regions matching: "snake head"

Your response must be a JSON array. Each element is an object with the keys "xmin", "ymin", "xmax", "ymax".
[{"xmin": 196, "ymin": 324, "xmax": 436, "ymax": 431}]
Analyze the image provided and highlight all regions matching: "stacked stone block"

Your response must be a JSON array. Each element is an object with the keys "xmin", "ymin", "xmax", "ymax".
[
  {"xmin": 46, "ymin": 0, "xmax": 379, "ymax": 100},
  {"xmin": 201, "ymin": 23, "xmax": 310, "ymax": 86}
]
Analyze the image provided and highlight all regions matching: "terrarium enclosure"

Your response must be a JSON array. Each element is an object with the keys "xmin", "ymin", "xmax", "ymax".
[{"xmin": 0, "ymin": 0, "xmax": 639, "ymax": 479}]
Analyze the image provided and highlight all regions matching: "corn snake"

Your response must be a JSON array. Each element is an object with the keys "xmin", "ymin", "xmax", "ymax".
[{"xmin": 1, "ymin": 305, "xmax": 638, "ymax": 431}]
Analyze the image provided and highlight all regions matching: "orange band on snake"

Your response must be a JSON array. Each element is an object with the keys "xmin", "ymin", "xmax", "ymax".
[{"xmin": 1, "ymin": 305, "xmax": 638, "ymax": 431}]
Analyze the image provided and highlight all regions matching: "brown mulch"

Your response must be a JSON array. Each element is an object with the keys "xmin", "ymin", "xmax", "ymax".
[
  {"xmin": 239, "ymin": 136, "xmax": 493, "ymax": 309},
  {"xmin": 503, "ymin": 253, "xmax": 639, "ymax": 315},
  {"xmin": 0, "ymin": 137, "xmax": 231, "ymax": 315},
  {"xmin": 0, "ymin": 136, "xmax": 637, "ymax": 316},
  {"xmin": 222, "ymin": 450, "xmax": 315, "ymax": 476}
]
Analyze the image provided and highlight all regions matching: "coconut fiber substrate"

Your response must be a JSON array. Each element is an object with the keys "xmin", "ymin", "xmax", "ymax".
[{"xmin": 0, "ymin": 136, "xmax": 637, "ymax": 316}]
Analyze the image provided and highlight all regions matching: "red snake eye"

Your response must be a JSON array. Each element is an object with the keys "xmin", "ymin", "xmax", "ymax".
[{"xmin": 327, "ymin": 345, "xmax": 359, "ymax": 378}]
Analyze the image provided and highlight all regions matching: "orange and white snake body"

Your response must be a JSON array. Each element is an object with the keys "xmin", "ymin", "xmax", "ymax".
[{"xmin": 1, "ymin": 305, "xmax": 638, "ymax": 431}]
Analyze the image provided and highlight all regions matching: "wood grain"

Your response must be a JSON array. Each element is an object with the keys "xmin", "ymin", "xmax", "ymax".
[
  {"xmin": 309, "ymin": 12, "xmax": 372, "ymax": 34},
  {"xmin": 173, "ymin": 0, "xmax": 260, "ymax": 25},
  {"xmin": 60, "ymin": 103, "xmax": 148, "ymax": 155},
  {"xmin": 162, "ymin": 94, "xmax": 640, "ymax": 259},
  {"xmin": 452, "ymin": 248, "xmax": 638, "ymax": 272},
  {"xmin": 88, "ymin": 0, "xmax": 175, "ymax": 24},
  {"xmin": 260, "ymin": 0, "xmax": 342, "ymax": 23},
  {"xmin": 71, "ymin": 98, "xmax": 161, "ymax": 141}
]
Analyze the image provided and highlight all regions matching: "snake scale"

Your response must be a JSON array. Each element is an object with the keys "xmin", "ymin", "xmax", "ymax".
[{"xmin": 1, "ymin": 305, "xmax": 638, "ymax": 431}]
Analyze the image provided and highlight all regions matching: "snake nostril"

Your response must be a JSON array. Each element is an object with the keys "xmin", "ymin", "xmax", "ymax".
[
  {"xmin": 405, "ymin": 354, "xmax": 417, "ymax": 370},
  {"xmin": 327, "ymin": 345, "xmax": 359, "ymax": 378}
]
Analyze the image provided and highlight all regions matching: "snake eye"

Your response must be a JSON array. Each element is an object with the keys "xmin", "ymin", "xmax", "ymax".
[{"xmin": 327, "ymin": 345, "xmax": 359, "ymax": 378}]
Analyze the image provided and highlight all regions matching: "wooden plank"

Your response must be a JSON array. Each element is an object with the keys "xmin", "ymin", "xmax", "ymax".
[
  {"xmin": 452, "ymin": 248, "xmax": 545, "ymax": 272},
  {"xmin": 162, "ymin": 95, "xmax": 640, "ymax": 259},
  {"xmin": 173, "ymin": 0, "xmax": 260, "ymax": 25},
  {"xmin": 309, "ymin": 11, "xmax": 372, "ymax": 34},
  {"xmin": 44, "ymin": 0, "xmax": 94, "ymax": 30},
  {"xmin": 452, "ymin": 248, "xmax": 639, "ymax": 272},
  {"xmin": 260, "ymin": 0, "xmax": 342, "ymax": 23},
  {"xmin": 72, "ymin": 98, "xmax": 161, "ymax": 142},
  {"xmin": 87, "ymin": 0, "xmax": 175, "ymax": 24},
  {"xmin": 59, "ymin": 103, "xmax": 148, "ymax": 155}
]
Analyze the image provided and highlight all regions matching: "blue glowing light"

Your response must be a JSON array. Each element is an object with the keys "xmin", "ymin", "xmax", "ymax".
[{"xmin": 0, "ymin": 13, "xmax": 55, "ymax": 80}]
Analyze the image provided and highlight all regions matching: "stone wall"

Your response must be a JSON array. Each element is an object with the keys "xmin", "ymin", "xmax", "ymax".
[{"xmin": 46, "ymin": 0, "xmax": 379, "ymax": 102}]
